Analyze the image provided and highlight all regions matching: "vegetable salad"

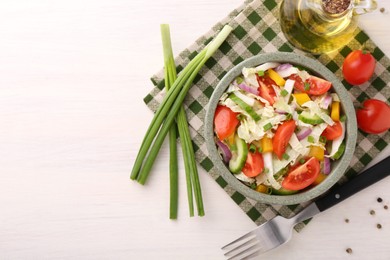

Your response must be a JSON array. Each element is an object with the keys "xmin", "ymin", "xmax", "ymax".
[{"xmin": 213, "ymin": 62, "xmax": 346, "ymax": 195}]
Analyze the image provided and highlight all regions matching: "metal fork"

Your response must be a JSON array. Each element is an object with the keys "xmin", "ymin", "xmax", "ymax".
[{"xmin": 222, "ymin": 156, "xmax": 390, "ymax": 259}]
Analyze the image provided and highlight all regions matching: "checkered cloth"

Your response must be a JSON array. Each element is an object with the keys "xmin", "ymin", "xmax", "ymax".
[{"xmin": 144, "ymin": 0, "xmax": 390, "ymax": 231}]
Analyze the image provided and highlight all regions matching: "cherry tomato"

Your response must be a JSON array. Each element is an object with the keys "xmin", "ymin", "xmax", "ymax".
[
  {"xmin": 256, "ymin": 74, "xmax": 276, "ymax": 105},
  {"xmin": 214, "ymin": 105, "xmax": 239, "ymax": 140},
  {"xmin": 342, "ymin": 50, "xmax": 376, "ymax": 85},
  {"xmin": 282, "ymin": 157, "xmax": 320, "ymax": 191},
  {"xmin": 242, "ymin": 151, "xmax": 264, "ymax": 178},
  {"xmin": 356, "ymin": 99, "xmax": 390, "ymax": 134},
  {"xmin": 321, "ymin": 121, "xmax": 343, "ymax": 140},
  {"xmin": 288, "ymin": 74, "xmax": 331, "ymax": 96},
  {"xmin": 273, "ymin": 120, "xmax": 296, "ymax": 159}
]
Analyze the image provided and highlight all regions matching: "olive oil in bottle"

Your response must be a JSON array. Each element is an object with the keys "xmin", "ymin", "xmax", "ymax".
[{"xmin": 279, "ymin": 0, "xmax": 377, "ymax": 54}]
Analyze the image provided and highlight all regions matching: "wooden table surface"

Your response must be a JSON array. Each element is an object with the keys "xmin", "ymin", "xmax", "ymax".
[{"xmin": 1, "ymin": 0, "xmax": 389, "ymax": 259}]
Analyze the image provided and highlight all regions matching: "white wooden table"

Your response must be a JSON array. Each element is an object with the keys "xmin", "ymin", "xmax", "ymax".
[{"xmin": 1, "ymin": 0, "xmax": 390, "ymax": 259}]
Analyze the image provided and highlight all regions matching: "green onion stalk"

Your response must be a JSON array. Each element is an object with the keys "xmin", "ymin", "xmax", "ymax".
[
  {"xmin": 130, "ymin": 24, "xmax": 232, "ymax": 216},
  {"xmin": 161, "ymin": 25, "xmax": 179, "ymax": 219}
]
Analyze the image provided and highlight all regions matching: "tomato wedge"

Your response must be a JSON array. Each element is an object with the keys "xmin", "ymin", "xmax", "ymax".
[
  {"xmin": 288, "ymin": 74, "xmax": 305, "ymax": 91},
  {"xmin": 306, "ymin": 76, "xmax": 332, "ymax": 95},
  {"xmin": 273, "ymin": 120, "xmax": 296, "ymax": 159},
  {"xmin": 282, "ymin": 157, "xmax": 320, "ymax": 191},
  {"xmin": 214, "ymin": 105, "xmax": 239, "ymax": 140},
  {"xmin": 288, "ymin": 74, "xmax": 332, "ymax": 96},
  {"xmin": 256, "ymin": 75, "xmax": 276, "ymax": 105},
  {"xmin": 321, "ymin": 121, "xmax": 343, "ymax": 140},
  {"xmin": 242, "ymin": 151, "xmax": 264, "ymax": 178}
]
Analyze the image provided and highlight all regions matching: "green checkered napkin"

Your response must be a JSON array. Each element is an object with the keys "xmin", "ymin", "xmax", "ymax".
[{"xmin": 144, "ymin": 0, "xmax": 390, "ymax": 231}]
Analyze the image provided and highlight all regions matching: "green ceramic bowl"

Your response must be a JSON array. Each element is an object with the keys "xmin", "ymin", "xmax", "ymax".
[{"xmin": 204, "ymin": 52, "xmax": 357, "ymax": 205}]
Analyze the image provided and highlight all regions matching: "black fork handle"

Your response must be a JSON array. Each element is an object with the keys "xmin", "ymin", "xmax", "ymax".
[{"xmin": 315, "ymin": 156, "xmax": 390, "ymax": 212}]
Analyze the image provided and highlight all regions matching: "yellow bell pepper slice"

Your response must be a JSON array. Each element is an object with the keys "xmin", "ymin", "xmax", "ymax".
[
  {"xmin": 226, "ymin": 133, "xmax": 235, "ymax": 147},
  {"xmin": 313, "ymin": 173, "xmax": 327, "ymax": 186},
  {"xmin": 309, "ymin": 146, "xmax": 325, "ymax": 161},
  {"xmin": 292, "ymin": 93, "xmax": 311, "ymax": 106},
  {"xmin": 261, "ymin": 136, "xmax": 273, "ymax": 153},
  {"xmin": 331, "ymin": 101, "xmax": 340, "ymax": 121},
  {"xmin": 256, "ymin": 184, "xmax": 269, "ymax": 193},
  {"xmin": 267, "ymin": 69, "xmax": 286, "ymax": 86}
]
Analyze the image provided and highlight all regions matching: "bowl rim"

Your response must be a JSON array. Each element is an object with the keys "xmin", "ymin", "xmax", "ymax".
[{"xmin": 204, "ymin": 52, "xmax": 357, "ymax": 205}]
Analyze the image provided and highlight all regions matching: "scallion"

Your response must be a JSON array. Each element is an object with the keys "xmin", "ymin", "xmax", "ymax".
[
  {"xmin": 131, "ymin": 24, "xmax": 232, "ymax": 217},
  {"xmin": 161, "ymin": 24, "xmax": 179, "ymax": 219},
  {"xmin": 249, "ymin": 144, "xmax": 257, "ymax": 153},
  {"xmin": 236, "ymin": 76, "xmax": 244, "ymax": 84},
  {"xmin": 304, "ymin": 82, "xmax": 310, "ymax": 91},
  {"xmin": 263, "ymin": 123, "xmax": 273, "ymax": 131}
]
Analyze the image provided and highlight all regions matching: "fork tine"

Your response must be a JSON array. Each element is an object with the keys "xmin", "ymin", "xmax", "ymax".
[
  {"xmin": 221, "ymin": 230, "xmax": 255, "ymax": 250},
  {"xmin": 223, "ymin": 237, "xmax": 258, "ymax": 257},
  {"xmin": 227, "ymin": 242, "xmax": 262, "ymax": 260},
  {"xmin": 241, "ymin": 247, "xmax": 264, "ymax": 260}
]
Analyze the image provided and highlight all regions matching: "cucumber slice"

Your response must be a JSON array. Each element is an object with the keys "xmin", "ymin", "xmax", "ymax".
[
  {"xmin": 229, "ymin": 135, "xmax": 248, "ymax": 174},
  {"xmin": 298, "ymin": 111, "xmax": 324, "ymax": 125},
  {"xmin": 229, "ymin": 93, "xmax": 261, "ymax": 122},
  {"xmin": 331, "ymin": 141, "xmax": 346, "ymax": 160},
  {"xmin": 271, "ymin": 187, "xmax": 298, "ymax": 195}
]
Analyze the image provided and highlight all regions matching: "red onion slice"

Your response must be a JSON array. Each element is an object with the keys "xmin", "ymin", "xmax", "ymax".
[
  {"xmin": 275, "ymin": 63, "xmax": 292, "ymax": 72},
  {"xmin": 275, "ymin": 109, "xmax": 287, "ymax": 114},
  {"xmin": 323, "ymin": 156, "xmax": 331, "ymax": 175},
  {"xmin": 296, "ymin": 127, "xmax": 312, "ymax": 140},
  {"xmin": 321, "ymin": 95, "xmax": 332, "ymax": 109},
  {"xmin": 217, "ymin": 140, "xmax": 232, "ymax": 164},
  {"xmin": 238, "ymin": 83, "xmax": 259, "ymax": 95},
  {"xmin": 275, "ymin": 63, "xmax": 298, "ymax": 78}
]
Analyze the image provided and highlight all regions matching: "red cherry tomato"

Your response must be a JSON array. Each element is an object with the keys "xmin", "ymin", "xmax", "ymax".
[
  {"xmin": 342, "ymin": 50, "xmax": 376, "ymax": 85},
  {"xmin": 321, "ymin": 121, "xmax": 343, "ymax": 140},
  {"xmin": 282, "ymin": 157, "xmax": 320, "ymax": 191},
  {"xmin": 214, "ymin": 105, "xmax": 239, "ymax": 140},
  {"xmin": 273, "ymin": 120, "xmax": 296, "ymax": 159},
  {"xmin": 256, "ymin": 74, "xmax": 276, "ymax": 105},
  {"xmin": 356, "ymin": 99, "xmax": 390, "ymax": 134},
  {"xmin": 242, "ymin": 151, "xmax": 264, "ymax": 178},
  {"xmin": 288, "ymin": 74, "xmax": 331, "ymax": 96}
]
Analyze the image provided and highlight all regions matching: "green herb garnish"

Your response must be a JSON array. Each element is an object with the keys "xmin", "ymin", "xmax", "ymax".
[
  {"xmin": 308, "ymin": 135, "xmax": 315, "ymax": 143},
  {"xmin": 282, "ymin": 153, "xmax": 290, "ymax": 160},
  {"xmin": 249, "ymin": 144, "xmax": 257, "ymax": 153},
  {"xmin": 281, "ymin": 89, "xmax": 288, "ymax": 97},
  {"xmin": 257, "ymin": 70, "xmax": 265, "ymax": 77},
  {"xmin": 299, "ymin": 158, "xmax": 306, "ymax": 164},
  {"xmin": 304, "ymin": 82, "xmax": 310, "ymax": 91},
  {"xmin": 250, "ymin": 182, "xmax": 257, "ymax": 190},
  {"xmin": 237, "ymin": 114, "xmax": 245, "ymax": 121},
  {"xmin": 263, "ymin": 123, "xmax": 273, "ymax": 131},
  {"xmin": 236, "ymin": 76, "xmax": 244, "ymax": 84},
  {"xmin": 340, "ymin": 114, "xmax": 347, "ymax": 122}
]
